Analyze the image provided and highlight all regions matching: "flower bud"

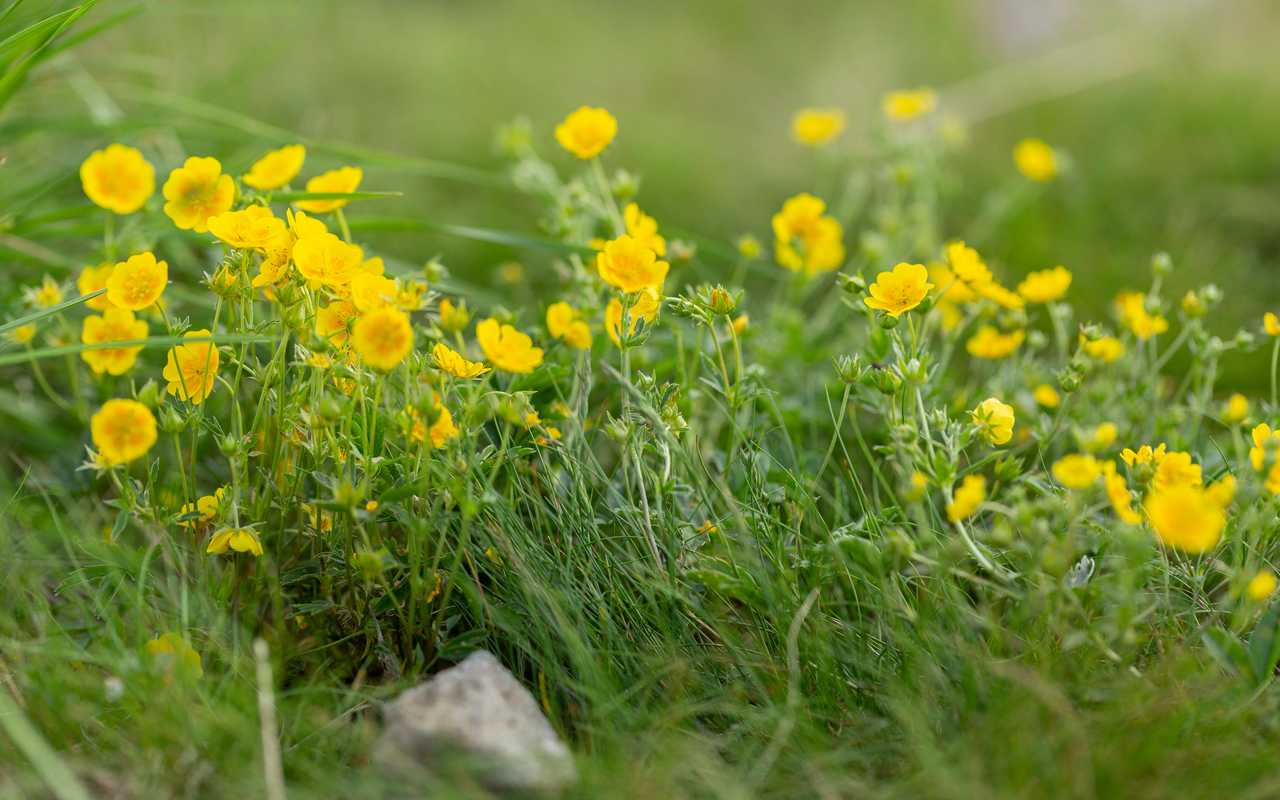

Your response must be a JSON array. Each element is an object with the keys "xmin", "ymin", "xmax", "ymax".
[
  {"xmin": 1151, "ymin": 251, "xmax": 1173, "ymax": 277},
  {"xmin": 416, "ymin": 397, "xmax": 444, "ymax": 426},
  {"xmin": 901, "ymin": 356, "xmax": 929, "ymax": 385},
  {"xmin": 611, "ymin": 169, "xmax": 640, "ymax": 200},
  {"xmin": 1236, "ymin": 329, "xmax": 1257, "ymax": 350},
  {"xmin": 354, "ymin": 549, "xmax": 385, "ymax": 580},
  {"xmin": 837, "ymin": 272, "xmax": 866, "ymax": 294},
  {"xmin": 316, "ymin": 395, "xmax": 347, "ymax": 428},
  {"xmin": 605, "ymin": 415, "xmax": 631, "ymax": 443},
  {"xmin": 876, "ymin": 312, "xmax": 901, "ymax": 330},
  {"xmin": 914, "ymin": 294, "xmax": 934, "ymax": 315},
  {"xmin": 423, "ymin": 257, "xmax": 450, "ymax": 283},
  {"xmin": 282, "ymin": 302, "xmax": 309, "ymax": 331},
  {"xmin": 274, "ymin": 281, "xmax": 299, "ymax": 306},
  {"xmin": 1026, "ymin": 329, "xmax": 1048, "ymax": 351},
  {"xmin": 832, "ymin": 354, "xmax": 863, "ymax": 384},
  {"xmin": 1132, "ymin": 461, "xmax": 1156, "ymax": 485},
  {"xmin": 994, "ymin": 454, "xmax": 1024, "ymax": 484},
  {"xmin": 866, "ymin": 364, "xmax": 902, "ymax": 395},
  {"xmin": 135, "ymin": 379, "xmax": 161, "ymax": 409},
  {"xmin": 208, "ymin": 264, "xmax": 239, "ymax": 298},
  {"xmin": 1057, "ymin": 367, "xmax": 1083, "ymax": 393},
  {"xmin": 219, "ymin": 435, "xmax": 241, "ymax": 457},
  {"xmin": 669, "ymin": 240, "xmax": 696, "ymax": 263},
  {"xmin": 336, "ymin": 479, "xmax": 363, "ymax": 509},
  {"xmin": 158, "ymin": 404, "xmax": 186, "ymax": 434},
  {"xmin": 1202, "ymin": 283, "xmax": 1223, "ymax": 305},
  {"xmin": 735, "ymin": 234, "xmax": 761, "ymax": 260},
  {"xmin": 1181, "ymin": 290, "xmax": 1203, "ymax": 318},
  {"xmin": 708, "ymin": 286, "xmax": 738, "ymax": 316},
  {"xmin": 667, "ymin": 297, "xmax": 697, "ymax": 319},
  {"xmin": 1079, "ymin": 323, "xmax": 1103, "ymax": 341}
]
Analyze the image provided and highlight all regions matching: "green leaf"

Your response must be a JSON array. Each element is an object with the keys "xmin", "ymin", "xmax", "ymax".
[
  {"xmin": 0, "ymin": 7, "xmax": 71, "ymax": 58},
  {"xmin": 0, "ymin": 333, "xmax": 274, "ymax": 367},
  {"xmin": 0, "ymin": 0, "xmax": 100, "ymax": 114},
  {"xmin": 0, "ymin": 289, "xmax": 104, "ymax": 335}
]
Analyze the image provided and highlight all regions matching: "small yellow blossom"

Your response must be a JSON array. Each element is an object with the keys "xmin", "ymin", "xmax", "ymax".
[
  {"xmin": 81, "ymin": 308, "xmax": 148, "ymax": 376},
  {"xmin": 207, "ymin": 206, "xmax": 288, "ymax": 251},
  {"xmin": 929, "ymin": 263, "xmax": 978, "ymax": 304},
  {"xmin": 944, "ymin": 241, "xmax": 992, "ymax": 288},
  {"xmin": 546, "ymin": 301, "xmax": 593, "ymax": 350},
  {"xmin": 1222, "ymin": 393, "xmax": 1249, "ymax": 424},
  {"xmin": 1034, "ymin": 384, "xmax": 1060, "ymax": 408},
  {"xmin": 24, "ymin": 276, "xmax": 66, "ymax": 309},
  {"xmin": 1248, "ymin": 572, "xmax": 1278, "ymax": 601},
  {"xmin": 554, "ymin": 106, "xmax": 617, "ymax": 159},
  {"xmin": 596, "ymin": 235, "xmax": 670, "ymax": 293},
  {"xmin": 605, "ymin": 286, "xmax": 661, "ymax": 347},
  {"xmin": 1016, "ymin": 266, "xmax": 1072, "ymax": 303},
  {"xmin": 1083, "ymin": 336, "xmax": 1124, "ymax": 363},
  {"xmin": 163, "ymin": 329, "xmax": 220, "ymax": 404},
  {"xmin": 207, "ymin": 527, "xmax": 264, "ymax": 557},
  {"xmin": 163, "ymin": 156, "xmax": 235, "ymax": 233},
  {"xmin": 790, "ymin": 107, "xmax": 846, "ymax": 147},
  {"xmin": 254, "ymin": 248, "xmax": 291, "ymax": 289},
  {"xmin": 241, "ymin": 144, "xmax": 306, "ymax": 190},
  {"xmin": 1102, "ymin": 461, "xmax": 1143, "ymax": 524},
  {"xmin": 1205, "ymin": 474, "xmax": 1237, "ymax": 508},
  {"xmin": 732, "ymin": 314, "xmax": 749, "ymax": 335},
  {"xmin": 1116, "ymin": 291, "xmax": 1168, "ymax": 340},
  {"xmin": 975, "ymin": 282, "xmax": 1026, "ymax": 310},
  {"xmin": 477, "ymin": 318, "xmax": 544, "ymax": 373},
  {"xmin": 772, "ymin": 193, "xmax": 845, "ymax": 274},
  {"xmin": 410, "ymin": 404, "xmax": 458, "ymax": 448},
  {"xmin": 105, "ymin": 252, "xmax": 167, "ymax": 311},
  {"xmin": 287, "ymin": 208, "xmax": 329, "ymax": 241},
  {"xmin": 1084, "ymin": 422, "xmax": 1119, "ymax": 452},
  {"xmin": 1250, "ymin": 424, "xmax": 1280, "ymax": 472},
  {"xmin": 316, "ymin": 300, "xmax": 359, "ymax": 346},
  {"xmin": 624, "ymin": 203, "xmax": 665, "ymax": 256},
  {"xmin": 905, "ymin": 471, "xmax": 929, "ymax": 502},
  {"xmin": 697, "ymin": 520, "xmax": 718, "ymax": 534},
  {"xmin": 1014, "ymin": 138, "xmax": 1058, "ymax": 181},
  {"xmin": 966, "ymin": 326, "xmax": 1025, "ymax": 359},
  {"xmin": 882, "ymin": 88, "xmax": 937, "ymax": 121},
  {"xmin": 293, "ymin": 233, "xmax": 363, "ymax": 291},
  {"xmin": 1266, "ymin": 313, "xmax": 1280, "ymax": 337},
  {"xmin": 1121, "ymin": 443, "xmax": 1166, "ymax": 468},
  {"xmin": 91, "ymin": 398, "xmax": 157, "ymax": 464},
  {"xmin": 736, "ymin": 234, "xmax": 762, "ymax": 260},
  {"xmin": 296, "ymin": 166, "xmax": 363, "ymax": 213},
  {"xmin": 1146, "ymin": 484, "xmax": 1224, "ymax": 553},
  {"xmin": 78, "ymin": 263, "xmax": 117, "ymax": 311},
  {"xmin": 6, "ymin": 323, "xmax": 36, "ymax": 344},
  {"xmin": 1052, "ymin": 454, "xmax": 1101, "ymax": 489},
  {"xmin": 970, "ymin": 397, "xmax": 1015, "ymax": 446},
  {"xmin": 179, "ymin": 487, "xmax": 227, "ymax": 527},
  {"xmin": 432, "ymin": 342, "xmax": 490, "ymax": 379},
  {"xmin": 438, "ymin": 298, "xmax": 471, "ymax": 333},
  {"xmin": 144, "ymin": 633, "xmax": 202, "ymax": 679},
  {"xmin": 80, "ymin": 144, "xmax": 154, "ymax": 214},
  {"xmin": 351, "ymin": 307, "xmax": 414, "ymax": 372},
  {"xmin": 863, "ymin": 262, "xmax": 932, "ymax": 317},
  {"xmin": 946, "ymin": 474, "xmax": 986, "ymax": 522},
  {"xmin": 1181, "ymin": 290, "xmax": 1203, "ymax": 317},
  {"xmin": 1152, "ymin": 450, "xmax": 1202, "ymax": 493}
]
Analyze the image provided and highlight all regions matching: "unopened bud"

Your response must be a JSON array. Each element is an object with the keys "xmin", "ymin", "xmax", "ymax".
[
  {"xmin": 837, "ymin": 272, "xmax": 866, "ymax": 294},
  {"xmin": 219, "ymin": 435, "xmax": 241, "ymax": 457},
  {"xmin": 832, "ymin": 354, "xmax": 863, "ymax": 384},
  {"xmin": 1151, "ymin": 251, "xmax": 1173, "ymax": 277},
  {"xmin": 866, "ymin": 365, "xmax": 902, "ymax": 395},
  {"xmin": 708, "ymin": 286, "xmax": 737, "ymax": 316},
  {"xmin": 995, "ymin": 455, "xmax": 1024, "ymax": 484},
  {"xmin": 282, "ymin": 302, "xmax": 309, "ymax": 331},
  {"xmin": 135, "ymin": 379, "xmax": 161, "ymax": 410},
  {"xmin": 158, "ymin": 404, "xmax": 186, "ymax": 434},
  {"xmin": 1057, "ymin": 368, "xmax": 1083, "ymax": 393},
  {"xmin": 877, "ymin": 312, "xmax": 901, "ymax": 330}
]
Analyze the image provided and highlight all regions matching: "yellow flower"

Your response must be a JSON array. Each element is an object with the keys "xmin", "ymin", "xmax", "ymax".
[
  {"xmin": 105, "ymin": 252, "xmax": 167, "ymax": 311},
  {"xmin": 365, "ymin": 500, "xmax": 380, "ymax": 513},
  {"xmin": 790, "ymin": 107, "xmax": 846, "ymax": 147},
  {"xmin": 863, "ymin": 262, "xmax": 932, "ymax": 317},
  {"xmin": 1205, "ymin": 474, "xmax": 1237, "ymax": 508},
  {"xmin": 349, "ymin": 271, "xmax": 398, "ymax": 313},
  {"xmin": 180, "ymin": 487, "xmax": 227, "ymax": 527},
  {"xmin": 81, "ymin": 308, "xmax": 148, "ymax": 376},
  {"xmin": 1152, "ymin": 450, "xmax": 1202, "ymax": 492},
  {"xmin": 1016, "ymin": 266, "xmax": 1072, "ymax": 303},
  {"xmin": 732, "ymin": 314, "xmax": 749, "ymax": 335},
  {"xmin": 1146, "ymin": 484, "xmax": 1224, "ymax": 553},
  {"xmin": 596, "ymin": 235, "xmax": 670, "ymax": 293},
  {"xmin": 1266, "ymin": 313, "xmax": 1280, "ymax": 337},
  {"xmin": 1083, "ymin": 422, "xmax": 1118, "ymax": 452},
  {"xmin": 1083, "ymin": 336, "xmax": 1124, "ymax": 363},
  {"xmin": 351, "ymin": 307, "xmax": 414, "ymax": 372},
  {"xmin": 6, "ymin": 323, "xmax": 36, "ymax": 344},
  {"xmin": 305, "ymin": 351, "xmax": 332, "ymax": 369},
  {"xmin": 1120, "ymin": 443, "xmax": 1166, "ymax": 468},
  {"xmin": 1034, "ymin": 384, "xmax": 1060, "ymax": 408},
  {"xmin": 966, "ymin": 326, "xmax": 1025, "ymax": 359},
  {"xmin": 1116, "ymin": 291, "xmax": 1168, "ymax": 340},
  {"xmin": 1014, "ymin": 138, "xmax": 1058, "ymax": 181},
  {"xmin": 163, "ymin": 329, "xmax": 220, "ymax": 404},
  {"xmin": 477, "ymin": 318, "xmax": 544, "ymax": 373},
  {"xmin": 296, "ymin": 166, "xmax": 363, "ymax": 213},
  {"xmin": 975, "ymin": 282, "xmax": 1026, "ymax": 310},
  {"xmin": 287, "ymin": 207, "xmax": 329, "ymax": 241},
  {"xmin": 1248, "ymin": 571, "xmax": 1278, "ymax": 601},
  {"xmin": 207, "ymin": 205, "xmax": 288, "ymax": 251},
  {"xmin": 1250, "ymin": 423, "xmax": 1280, "ymax": 472},
  {"xmin": 946, "ymin": 474, "xmax": 986, "ymax": 522},
  {"xmin": 944, "ymin": 241, "xmax": 992, "ymax": 288},
  {"xmin": 1181, "ymin": 290, "xmax": 1203, "ymax": 317},
  {"xmin": 254, "ymin": 248, "xmax": 291, "ymax": 289},
  {"xmin": 1052, "ymin": 454, "xmax": 1101, "ymax": 489},
  {"xmin": 316, "ymin": 300, "xmax": 359, "ymax": 346},
  {"xmin": 162, "ymin": 156, "xmax": 235, "ymax": 233},
  {"xmin": 1222, "ymin": 393, "xmax": 1249, "ymax": 424},
  {"xmin": 929, "ymin": 262, "xmax": 978, "ymax": 304},
  {"xmin": 241, "ymin": 144, "xmax": 305, "ymax": 190},
  {"xmin": 78, "ymin": 263, "xmax": 117, "ymax": 311},
  {"xmin": 432, "ymin": 342, "xmax": 490, "ymax": 379},
  {"xmin": 554, "ymin": 106, "xmax": 617, "ymax": 159},
  {"xmin": 438, "ymin": 298, "xmax": 471, "ymax": 333},
  {"xmin": 80, "ymin": 143, "xmax": 154, "ymax": 214},
  {"xmin": 697, "ymin": 520, "xmax": 718, "ymax": 534},
  {"xmin": 772, "ymin": 193, "xmax": 845, "ymax": 274},
  {"xmin": 736, "ymin": 234, "xmax": 762, "ymax": 260},
  {"xmin": 293, "ymin": 233, "xmax": 363, "ymax": 291},
  {"xmin": 24, "ymin": 276, "xmax": 66, "ymax": 308},
  {"xmin": 624, "ymin": 203, "xmax": 666, "ymax": 256},
  {"xmin": 970, "ymin": 397, "xmax": 1015, "ymax": 446},
  {"xmin": 904, "ymin": 471, "xmax": 929, "ymax": 502},
  {"xmin": 881, "ymin": 88, "xmax": 938, "ymax": 121},
  {"xmin": 410, "ymin": 404, "xmax": 458, "ymax": 448},
  {"xmin": 1102, "ymin": 461, "xmax": 1143, "ymax": 524},
  {"xmin": 605, "ymin": 286, "xmax": 661, "ymax": 347},
  {"xmin": 546, "ymin": 301, "xmax": 593, "ymax": 350},
  {"xmin": 207, "ymin": 527, "xmax": 264, "ymax": 557},
  {"xmin": 90, "ymin": 398, "xmax": 157, "ymax": 464},
  {"xmin": 144, "ymin": 633, "xmax": 202, "ymax": 679}
]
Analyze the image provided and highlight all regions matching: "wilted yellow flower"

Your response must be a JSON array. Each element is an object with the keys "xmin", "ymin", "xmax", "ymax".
[
  {"xmin": 24, "ymin": 276, "xmax": 66, "ymax": 308},
  {"xmin": 864, "ymin": 262, "xmax": 932, "ymax": 317},
  {"xmin": 297, "ymin": 166, "xmax": 363, "ymax": 213},
  {"xmin": 91, "ymin": 398, "xmax": 157, "ymax": 464},
  {"xmin": 144, "ymin": 633, "xmax": 202, "ymax": 679},
  {"xmin": 1248, "ymin": 571, "xmax": 1278, "ymax": 601},
  {"xmin": 80, "ymin": 144, "xmax": 154, "ymax": 214},
  {"xmin": 438, "ymin": 298, "xmax": 471, "ymax": 333},
  {"xmin": 432, "ymin": 342, "xmax": 489, "ymax": 379},
  {"xmin": 1034, "ymin": 384, "xmax": 1060, "ymax": 408},
  {"xmin": 546, "ymin": 301, "xmax": 593, "ymax": 350},
  {"xmin": 105, "ymin": 253, "xmax": 167, "ymax": 311},
  {"xmin": 293, "ymin": 233, "xmax": 363, "ymax": 291},
  {"xmin": 596, "ymin": 235, "xmax": 670, "ymax": 293},
  {"xmin": 606, "ymin": 286, "xmax": 661, "ymax": 347},
  {"xmin": 1017, "ymin": 266, "xmax": 1072, "ymax": 303},
  {"xmin": 180, "ymin": 487, "xmax": 227, "ymax": 527},
  {"xmin": 1083, "ymin": 336, "xmax": 1124, "ymax": 363},
  {"xmin": 351, "ymin": 307, "xmax": 414, "ymax": 372},
  {"xmin": 944, "ymin": 241, "xmax": 992, "ymax": 288},
  {"xmin": 1222, "ymin": 393, "xmax": 1249, "ymax": 424},
  {"xmin": 1146, "ymin": 484, "xmax": 1224, "ymax": 553},
  {"xmin": 207, "ymin": 205, "xmax": 288, "ymax": 251},
  {"xmin": 1266, "ymin": 313, "xmax": 1280, "ymax": 337},
  {"xmin": 241, "ymin": 144, "xmax": 305, "ymax": 190},
  {"xmin": 946, "ymin": 474, "xmax": 986, "ymax": 522},
  {"xmin": 81, "ymin": 308, "xmax": 148, "ymax": 376},
  {"xmin": 350, "ymin": 271, "xmax": 398, "ymax": 313},
  {"xmin": 207, "ymin": 527, "xmax": 263, "ymax": 557},
  {"xmin": 790, "ymin": 107, "xmax": 846, "ymax": 146},
  {"xmin": 772, "ymin": 193, "xmax": 844, "ymax": 274},
  {"xmin": 882, "ymin": 88, "xmax": 937, "ymax": 121},
  {"xmin": 1102, "ymin": 461, "xmax": 1143, "ymax": 524},
  {"xmin": 1014, "ymin": 138, "xmax": 1058, "ymax": 181},
  {"xmin": 623, "ymin": 203, "xmax": 666, "ymax": 256},
  {"xmin": 554, "ymin": 106, "xmax": 617, "ymax": 159},
  {"xmin": 1152, "ymin": 450, "xmax": 1202, "ymax": 493},
  {"xmin": 162, "ymin": 156, "xmax": 234, "ymax": 233},
  {"xmin": 317, "ymin": 300, "xmax": 359, "ymax": 346},
  {"xmin": 1052, "ymin": 454, "xmax": 1101, "ymax": 489},
  {"xmin": 78, "ymin": 263, "xmax": 117, "ymax": 311},
  {"xmin": 1116, "ymin": 291, "xmax": 1168, "ymax": 340},
  {"xmin": 163, "ymin": 329, "xmax": 220, "ymax": 404},
  {"xmin": 477, "ymin": 318, "xmax": 543, "ymax": 373},
  {"xmin": 966, "ymin": 326, "xmax": 1025, "ymax": 359},
  {"xmin": 970, "ymin": 397, "xmax": 1015, "ymax": 446}
]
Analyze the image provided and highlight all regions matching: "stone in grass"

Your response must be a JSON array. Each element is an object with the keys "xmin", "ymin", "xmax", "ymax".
[{"xmin": 379, "ymin": 650, "xmax": 577, "ymax": 794}]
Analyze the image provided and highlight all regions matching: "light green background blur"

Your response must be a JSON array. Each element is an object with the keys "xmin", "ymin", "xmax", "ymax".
[{"xmin": 83, "ymin": 0, "xmax": 1280, "ymax": 387}]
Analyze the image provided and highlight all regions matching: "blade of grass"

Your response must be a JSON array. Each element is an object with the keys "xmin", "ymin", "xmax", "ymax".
[
  {"xmin": 0, "ymin": 688, "xmax": 93, "ymax": 800},
  {"xmin": 345, "ymin": 217, "xmax": 594, "ymax": 255},
  {"xmin": 0, "ymin": 333, "xmax": 275, "ymax": 366},
  {"xmin": 0, "ymin": 288, "xmax": 103, "ymax": 335},
  {"xmin": 270, "ymin": 191, "xmax": 402, "ymax": 202}
]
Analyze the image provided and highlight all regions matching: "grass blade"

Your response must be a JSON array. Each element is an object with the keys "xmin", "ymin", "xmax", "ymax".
[
  {"xmin": 0, "ymin": 688, "xmax": 93, "ymax": 800},
  {"xmin": 346, "ymin": 217, "xmax": 594, "ymax": 255},
  {"xmin": 0, "ymin": 333, "xmax": 276, "ymax": 366},
  {"xmin": 271, "ymin": 191, "xmax": 402, "ymax": 202},
  {"xmin": 0, "ymin": 289, "xmax": 103, "ymax": 335}
]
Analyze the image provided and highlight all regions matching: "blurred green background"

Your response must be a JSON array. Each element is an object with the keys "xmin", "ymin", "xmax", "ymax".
[{"xmin": 47, "ymin": 0, "xmax": 1280, "ymax": 387}]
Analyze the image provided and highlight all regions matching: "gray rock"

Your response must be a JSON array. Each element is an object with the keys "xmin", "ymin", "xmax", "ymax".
[{"xmin": 379, "ymin": 650, "xmax": 577, "ymax": 793}]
